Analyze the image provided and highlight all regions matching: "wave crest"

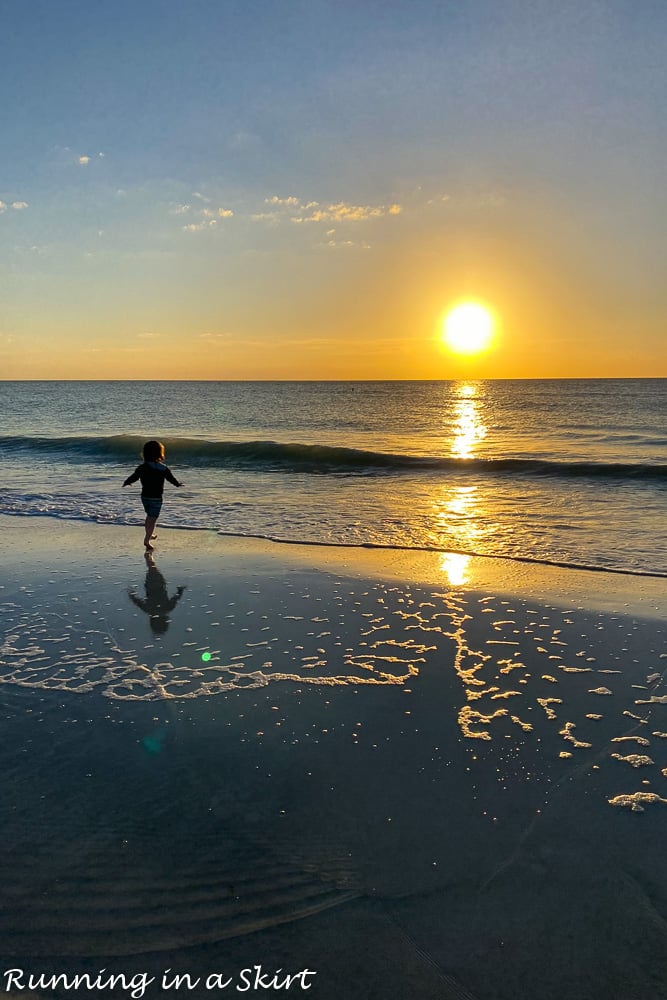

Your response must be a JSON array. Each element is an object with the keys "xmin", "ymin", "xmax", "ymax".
[{"xmin": 1, "ymin": 433, "xmax": 666, "ymax": 483}]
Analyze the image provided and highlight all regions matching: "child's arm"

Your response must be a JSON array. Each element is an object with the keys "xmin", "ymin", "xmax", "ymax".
[
  {"xmin": 122, "ymin": 466, "xmax": 142, "ymax": 487},
  {"xmin": 165, "ymin": 467, "xmax": 183, "ymax": 488}
]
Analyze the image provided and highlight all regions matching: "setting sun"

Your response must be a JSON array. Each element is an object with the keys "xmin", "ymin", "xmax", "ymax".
[{"xmin": 442, "ymin": 302, "xmax": 495, "ymax": 356}]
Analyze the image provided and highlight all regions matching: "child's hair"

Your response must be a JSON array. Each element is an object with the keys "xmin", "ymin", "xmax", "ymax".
[{"xmin": 143, "ymin": 440, "xmax": 165, "ymax": 462}]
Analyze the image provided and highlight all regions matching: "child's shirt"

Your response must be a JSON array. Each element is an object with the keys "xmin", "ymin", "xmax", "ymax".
[{"xmin": 123, "ymin": 461, "xmax": 181, "ymax": 497}]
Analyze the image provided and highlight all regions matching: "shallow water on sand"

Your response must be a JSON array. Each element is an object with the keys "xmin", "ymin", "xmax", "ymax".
[{"xmin": 1, "ymin": 530, "xmax": 666, "ymax": 998}]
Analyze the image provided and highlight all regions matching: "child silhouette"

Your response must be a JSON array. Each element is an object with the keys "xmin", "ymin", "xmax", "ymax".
[{"xmin": 123, "ymin": 440, "xmax": 182, "ymax": 550}]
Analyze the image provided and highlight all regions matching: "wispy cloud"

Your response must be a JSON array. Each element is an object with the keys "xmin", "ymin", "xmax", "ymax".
[
  {"xmin": 292, "ymin": 202, "xmax": 401, "ymax": 223},
  {"xmin": 177, "ymin": 201, "xmax": 234, "ymax": 231},
  {"xmin": 183, "ymin": 220, "xmax": 218, "ymax": 232},
  {"xmin": 318, "ymin": 238, "xmax": 371, "ymax": 250},
  {"xmin": 0, "ymin": 200, "xmax": 29, "ymax": 213},
  {"xmin": 171, "ymin": 186, "xmax": 506, "ymax": 238},
  {"xmin": 265, "ymin": 195, "xmax": 301, "ymax": 207},
  {"xmin": 78, "ymin": 152, "xmax": 105, "ymax": 165},
  {"xmin": 256, "ymin": 195, "xmax": 401, "ymax": 225}
]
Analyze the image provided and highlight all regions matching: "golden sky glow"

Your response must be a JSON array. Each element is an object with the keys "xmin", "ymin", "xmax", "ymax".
[{"xmin": 1, "ymin": 3, "xmax": 665, "ymax": 379}]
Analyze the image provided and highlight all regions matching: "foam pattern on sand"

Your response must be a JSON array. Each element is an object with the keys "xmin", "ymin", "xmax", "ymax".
[
  {"xmin": 0, "ymin": 578, "xmax": 428, "ymax": 700},
  {"xmin": 428, "ymin": 588, "xmax": 667, "ymax": 811},
  {"xmin": 1, "ymin": 571, "xmax": 666, "ymax": 813}
]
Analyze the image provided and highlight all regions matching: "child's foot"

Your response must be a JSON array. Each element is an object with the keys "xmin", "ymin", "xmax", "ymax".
[{"xmin": 150, "ymin": 534, "xmax": 158, "ymax": 539}]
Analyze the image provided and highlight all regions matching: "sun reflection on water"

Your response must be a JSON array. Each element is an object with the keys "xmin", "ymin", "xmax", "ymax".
[
  {"xmin": 440, "ymin": 552, "xmax": 472, "ymax": 586},
  {"xmin": 429, "ymin": 383, "xmax": 492, "ymax": 586},
  {"xmin": 433, "ymin": 486, "xmax": 481, "ymax": 547},
  {"xmin": 433, "ymin": 484, "xmax": 483, "ymax": 585},
  {"xmin": 451, "ymin": 382, "xmax": 487, "ymax": 459}
]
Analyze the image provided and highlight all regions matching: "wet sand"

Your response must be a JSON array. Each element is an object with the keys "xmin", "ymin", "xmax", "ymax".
[{"xmin": 0, "ymin": 515, "xmax": 666, "ymax": 999}]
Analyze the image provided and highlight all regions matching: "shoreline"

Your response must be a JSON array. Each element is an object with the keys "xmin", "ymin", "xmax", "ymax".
[
  {"xmin": 1, "ymin": 513, "xmax": 666, "ymax": 998},
  {"xmin": 2, "ymin": 513, "xmax": 665, "ymax": 620}
]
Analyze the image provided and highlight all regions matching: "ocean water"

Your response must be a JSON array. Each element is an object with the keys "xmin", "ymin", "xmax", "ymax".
[
  {"xmin": 2, "ymin": 382, "xmax": 667, "ymax": 996},
  {"xmin": 1, "ymin": 378, "xmax": 666, "ymax": 576}
]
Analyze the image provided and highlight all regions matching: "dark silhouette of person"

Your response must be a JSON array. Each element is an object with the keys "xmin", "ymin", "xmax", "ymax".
[{"xmin": 128, "ymin": 552, "xmax": 185, "ymax": 635}]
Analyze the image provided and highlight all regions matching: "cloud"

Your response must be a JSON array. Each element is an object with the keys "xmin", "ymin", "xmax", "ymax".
[
  {"xmin": 265, "ymin": 195, "xmax": 301, "ymax": 207},
  {"xmin": 256, "ymin": 196, "xmax": 402, "ymax": 225},
  {"xmin": 319, "ymin": 239, "xmax": 371, "ymax": 250},
  {"xmin": 199, "ymin": 207, "xmax": 233, "ymax": 219},
  {"xmin": 0, "ymin": 200, "xmax": 29, "ymax": 214},
  {"xmin": 176, "ymin": 203, "xmax": 234, "ymax": 228},
  {"xmin": 291, "ymin": 201, "xmax": 401, "ymax": 223},
  {"xmin": 183, "ymin": 220, "xmax": 218, "ymax": 232},
  {"xmin": 171, "ymin": 191, "xmax": 400, "ymax": 231},
  {"xmin": 78, "ymin": 152, "xmax": 104, "ymax": 165}
]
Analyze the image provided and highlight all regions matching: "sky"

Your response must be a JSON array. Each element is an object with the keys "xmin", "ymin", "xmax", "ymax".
[{"xmin": 1, "ymin": 0, "xmax": 665, "ymax": 379}]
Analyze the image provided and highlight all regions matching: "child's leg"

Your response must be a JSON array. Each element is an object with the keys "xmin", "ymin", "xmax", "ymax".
[{"xmin": 144, "ymin": 515, "xmax": 158, "ymax": 548}]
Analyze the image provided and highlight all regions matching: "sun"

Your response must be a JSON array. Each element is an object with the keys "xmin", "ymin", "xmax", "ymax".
[{"xmin": 442, "ymin": 302, "xmax": 494, "ymax": 356}]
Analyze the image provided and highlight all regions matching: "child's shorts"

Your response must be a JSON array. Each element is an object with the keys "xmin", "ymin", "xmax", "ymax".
[{"xmin": 141, "ymin": 496, "xmax": 163, "ymax": 518}]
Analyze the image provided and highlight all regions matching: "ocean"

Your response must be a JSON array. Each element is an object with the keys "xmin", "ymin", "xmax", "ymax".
[
  {"xmin": 1, "ymin": 378, "xmax": 665, "ymax": 576},
  {"xmin": 2, "ymin": 379, "xmax": 667, "ymax": 995}
]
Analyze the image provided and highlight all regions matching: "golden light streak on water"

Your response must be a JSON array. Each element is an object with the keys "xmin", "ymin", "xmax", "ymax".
[
  {"xmin": 440, "ymin": 552, "xmax": 472, "ymax": 586},
  {"xmin": 450, "ymin": 382, "xmax": 487, "ymax": 459}
]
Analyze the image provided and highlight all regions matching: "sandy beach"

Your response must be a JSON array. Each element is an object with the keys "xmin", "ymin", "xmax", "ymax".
[
  {"xmin": 4, "ymin": 0, "xmax": 667, "ymax": 993},
  {"xmin": 1, "ymin": 514, "xmax": 666, "ymax": 1000}
]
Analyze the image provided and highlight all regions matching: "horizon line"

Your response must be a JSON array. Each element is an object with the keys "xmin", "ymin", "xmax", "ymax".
[{"xmin": 1, "ymin": 376, "xmax": 666, "ymax": 383}]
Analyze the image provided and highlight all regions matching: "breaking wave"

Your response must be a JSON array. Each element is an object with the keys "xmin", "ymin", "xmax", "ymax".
[{"xmin": 1, "ymin": 434, "xmax": 666, "ymax": 482}]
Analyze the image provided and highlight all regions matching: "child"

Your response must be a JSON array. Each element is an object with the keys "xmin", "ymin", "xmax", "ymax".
[{"xmin": 122, "ymin": 440, "xmax": 183, "ymax": 550}]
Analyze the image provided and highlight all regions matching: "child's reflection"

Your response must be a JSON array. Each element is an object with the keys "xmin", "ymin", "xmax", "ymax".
[{"xmin": 128, "ymin": 552, "xmax": 186, "ymax": 635}]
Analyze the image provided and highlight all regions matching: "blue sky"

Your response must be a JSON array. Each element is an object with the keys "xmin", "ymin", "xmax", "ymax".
[{"xmin": 1, "ymin": 0, "xmax": 665, "ymax": 377}]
